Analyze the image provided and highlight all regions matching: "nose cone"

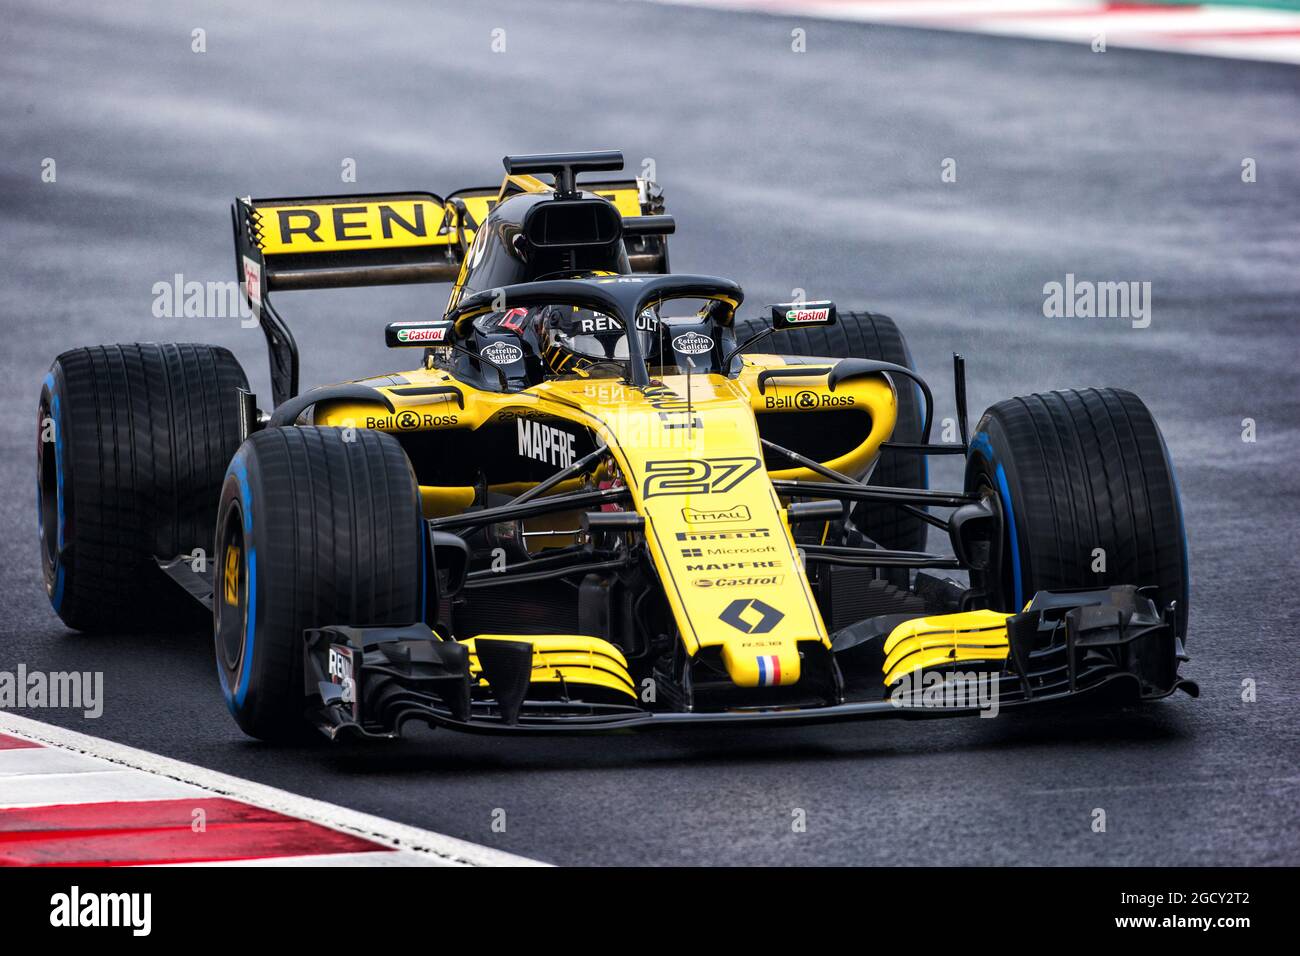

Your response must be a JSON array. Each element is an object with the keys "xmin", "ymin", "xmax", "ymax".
[{"xmin": 721, "ymin": 634, "xmax": 803, "ymax": 688}]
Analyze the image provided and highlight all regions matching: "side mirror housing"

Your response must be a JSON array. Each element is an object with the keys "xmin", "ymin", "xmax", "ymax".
[
  {"xmin": 386, "ymin": 320, "xmax": 454, "ymax": 347},
  {"xmin": 770, "ymin": 301, "xmax": 837, "ymax": 330}
]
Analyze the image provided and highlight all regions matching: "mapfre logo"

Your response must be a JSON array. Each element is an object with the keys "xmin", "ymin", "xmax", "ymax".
[
  {"xmin": 517, "ymin": 418, "xmax": 576, "ymax": 468},
  {"xmin": 685, "ymin": 561, "xmax": 781, "ymax": 572}
]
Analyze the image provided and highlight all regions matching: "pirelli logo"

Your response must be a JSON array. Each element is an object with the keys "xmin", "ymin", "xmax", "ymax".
[{"xmin": 253, "ymin": 196, "xmax": 449, "ymax": 254}]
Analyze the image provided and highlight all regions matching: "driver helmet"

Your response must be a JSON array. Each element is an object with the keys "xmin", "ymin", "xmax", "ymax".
[{"xmin": 538, "ymin": 305, "xmax": 655, "ymax": 375}]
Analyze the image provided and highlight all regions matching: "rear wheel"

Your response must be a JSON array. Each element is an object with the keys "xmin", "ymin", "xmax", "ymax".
[
  {"xmin": 214, "ymin": 427, "xmax": 425, "ymax": 740},
  {"xmin": 37, "ymin": 344, "xmax": 248, "ymax": 631},
  {"xmin": 966, "ymin": 388, "xmax": 1189, "ymax": 640},
  {"xmin": 736, "ymin": 310, "xmax": 928, "ymax": 583}
]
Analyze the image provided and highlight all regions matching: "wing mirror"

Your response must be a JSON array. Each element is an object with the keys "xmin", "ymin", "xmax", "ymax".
[
  {"xmin": 385, "ymin": 320, "xmax": 454, "ymax": 347},
  {"xmin": 770, "ymin": 301, "xmax": 837, "ymax": 330},
  {"xmin": 721, "ymin": 300, "xmax": 839, "ymax": 368}
]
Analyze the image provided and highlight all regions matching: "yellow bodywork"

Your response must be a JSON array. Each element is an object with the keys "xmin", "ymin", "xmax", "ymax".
[
  {"xmin": 295, "ymin": 169, "xmax": 913, "ymax": 694},
  {"xmin": 463, "ymin": 634, "xmax": 637, "ymax": 700},
  {"xmin": 239, "ymin": 169, "xmax": 990, "ymax": 700},
  {"xmin": 245, "ymin": 178, "xmax": 641, "ymax": 261},
  {"xmin": 252, "ymin": 196, "xmax": 452, "ymax": 254},
  {"xmin": 881, "ymin": 609, "xmax": 1011, "ymax": 686},
  {"xmin": 315, "ymin": 358, "xmax": 898, "ymax": 691}
]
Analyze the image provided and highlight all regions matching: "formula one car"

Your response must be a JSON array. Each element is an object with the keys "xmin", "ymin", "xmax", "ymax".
[{"xmin": 36, "ymin": 150, "xmax": 1196, "ymax": 740}]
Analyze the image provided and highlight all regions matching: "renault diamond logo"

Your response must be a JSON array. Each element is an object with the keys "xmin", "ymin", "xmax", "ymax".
[{"xmin": 719, "ymin": 598, "xmax": 784, "ymax": 634}]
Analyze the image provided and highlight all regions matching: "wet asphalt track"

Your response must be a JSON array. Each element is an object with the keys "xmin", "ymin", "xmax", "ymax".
[{"xmin": 2, "ymin": 0, "xmax": 1298, "ymax": 865}]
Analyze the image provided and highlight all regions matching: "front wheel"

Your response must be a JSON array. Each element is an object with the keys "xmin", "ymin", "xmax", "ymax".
[
  {"xmin": 215, "ymin": 427, "xmax": 426, "ymax": 740},
  {"xmin": 965, "ymin": 388, "xmax": 1189, "ymax": 640}
]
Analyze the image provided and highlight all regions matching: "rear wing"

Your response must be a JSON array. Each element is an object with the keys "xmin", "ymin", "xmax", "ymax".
[
  {"xmin": 233, "ymin": 191, "xmax": 472, "ymax": 407},
  {"xmin": 234, "ymin": 160, "xmax": 671, "ymax": 408},
  {"xmin": 232, "ymin": 191, "xmax": 461, "ymax": 304},
  {"xmin": 232, "ymin": 180, "xmax": 666, "ymax": 305}
]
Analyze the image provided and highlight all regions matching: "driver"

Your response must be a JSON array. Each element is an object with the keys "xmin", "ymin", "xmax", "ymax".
[{"xmin": 537, "ymin": 305, "xmax": 655, "ymax": 375}]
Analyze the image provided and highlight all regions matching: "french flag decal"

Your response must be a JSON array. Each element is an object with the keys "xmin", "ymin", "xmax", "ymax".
[{"xmin": 756, "ymin": 654, "xmax": 781, "ymax": 687}]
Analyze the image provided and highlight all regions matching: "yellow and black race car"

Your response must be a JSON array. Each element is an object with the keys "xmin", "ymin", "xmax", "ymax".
[{"xmin": 36, "ymin": 151, "xmax": 1196, "ymax": 740}]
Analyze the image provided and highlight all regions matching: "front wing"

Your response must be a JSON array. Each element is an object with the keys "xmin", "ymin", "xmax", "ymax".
[{"xmin": 303, "ymin": 586, "xmax": 1197, "ymax": 738}]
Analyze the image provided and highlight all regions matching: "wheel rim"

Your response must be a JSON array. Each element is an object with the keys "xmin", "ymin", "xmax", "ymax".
[{"xmin": 215, "ymin": 505, "xmax": 249, "ymax": 673}]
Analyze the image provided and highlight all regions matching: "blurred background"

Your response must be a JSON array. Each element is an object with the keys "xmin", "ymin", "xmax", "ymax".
[{"xmin": 1, "ymin": 0, "xmax": 1296, "ymax": 865}]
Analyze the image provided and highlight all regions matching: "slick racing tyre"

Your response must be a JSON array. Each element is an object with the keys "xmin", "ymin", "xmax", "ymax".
[
  {"xmin": 966, "ymin": 388, "xmax": 1189, "ymax": 640},
  {"xmin": 214, "ymin": 427, "xmax": 425, "ymax": 741},
  {"xmin": 37, "ymin": 343, "xmax": 249, "ymax": 632},
  {"xmin": 736, "ymin": 310, "xmax": 928, "ymax": 581}
]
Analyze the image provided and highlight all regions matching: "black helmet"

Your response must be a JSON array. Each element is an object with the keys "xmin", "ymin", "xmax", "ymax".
[{"xmin": 539, "ymin": 305, "xmax": 654, "ymax": 375}]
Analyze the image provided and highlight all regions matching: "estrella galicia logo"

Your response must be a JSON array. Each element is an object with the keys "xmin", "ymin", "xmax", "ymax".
[
  {"xmin": 719, "ymin": 598, "xmax": 784, "ymax": 634},
  {"xmin": 481, "ymin": 341, "xmax": 524, "ymax": 365},
  {"xmin": 671, "ymin": 331, "xmax": 713, "ymax": 355}
]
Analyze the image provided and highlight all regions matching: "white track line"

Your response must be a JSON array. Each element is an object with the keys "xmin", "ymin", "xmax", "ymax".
[
  {"xmin": 0, "ymin": 746, "xmax": 210, "ymax": 808},
  {"xmin": 0, "ymin": 712, "xmax": 546, "ymax": 867},
  {"xmin": 161, "ymin": 850, "xmax": 447, "ymax": 867},
  {"xmin": 648, "ymin": 0, "xmax": 1300, "ymax": 65}
]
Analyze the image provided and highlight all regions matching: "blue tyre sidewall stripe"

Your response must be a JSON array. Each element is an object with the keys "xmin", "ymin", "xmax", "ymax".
[
  {"xmin": 41, "ymin": 371, "xmax": 67, "ymax": 612},
  {"xmin": 969, "ymin": 430, "xmax": 1024, "ymax": 611},
  {"xmin": 218, "ymin": 453, "xmax": 256, "ymax": 712}
]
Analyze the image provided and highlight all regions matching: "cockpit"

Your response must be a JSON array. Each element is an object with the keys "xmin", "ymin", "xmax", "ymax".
[{"xmin": 456, "ymin": 289, "xmax": 741, "ymax": 390}]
